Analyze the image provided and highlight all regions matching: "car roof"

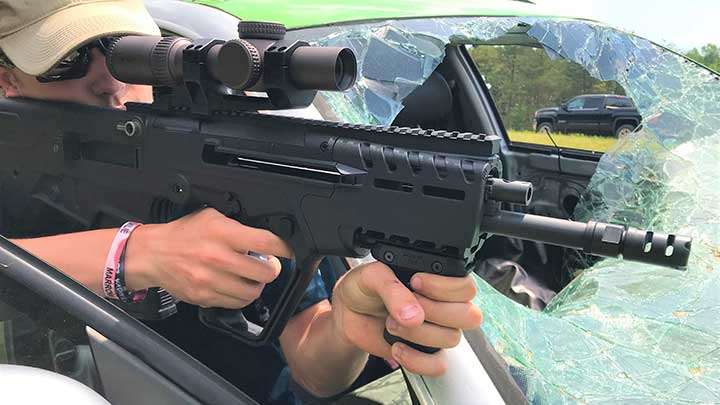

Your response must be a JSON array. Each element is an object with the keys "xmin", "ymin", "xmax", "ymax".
[{"xmin": 185, "ymin": 0, "xmax": 585, "ymax": 29}]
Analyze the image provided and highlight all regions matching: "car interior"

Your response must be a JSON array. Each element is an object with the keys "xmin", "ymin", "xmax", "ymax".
[{"xmin": 0, "ymin": 15, "xmax": 610, "ymax": 404}]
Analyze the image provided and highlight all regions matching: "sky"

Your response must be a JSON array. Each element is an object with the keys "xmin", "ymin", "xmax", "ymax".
[{"xmin": 534, "ymin": 0, "xmax": 718, "ymax": 52}]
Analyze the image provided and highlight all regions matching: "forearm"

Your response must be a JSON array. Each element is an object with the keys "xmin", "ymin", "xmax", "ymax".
[
  {"xmin": 280, "ymin": 300, "xmax": 368, "ymax": 398},
  {"xmin": 9, "ymin": 227, "xmax": 155, "ymax": 295}
]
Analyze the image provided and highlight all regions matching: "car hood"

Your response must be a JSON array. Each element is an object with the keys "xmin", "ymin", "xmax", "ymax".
[
  {"xmin": 187, "ymin": 0, "xmax": 583, "ymax": 29},
  {"xmin": 535, "ymin": 107, "xmax": 559, "ymax": 114}
]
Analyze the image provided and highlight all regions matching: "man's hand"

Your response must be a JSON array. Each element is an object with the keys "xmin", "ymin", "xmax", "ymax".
[
  {"xmin": 331, "ymin": 261, "xmax": 482, "ymax": 376},
  {"xmin": 124, "ymin": 208, "xmax": 292, "ymax": 308}
]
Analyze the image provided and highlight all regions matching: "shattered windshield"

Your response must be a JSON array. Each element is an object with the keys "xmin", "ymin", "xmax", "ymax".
[{"xmin": 301, "ymin": 17, "xmax": 720, "ymax": 404}]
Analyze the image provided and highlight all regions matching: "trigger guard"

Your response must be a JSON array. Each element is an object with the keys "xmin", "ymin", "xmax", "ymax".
[{"xmin": 198, "ymin": 308, "xmax": 262, "ymax": 340}]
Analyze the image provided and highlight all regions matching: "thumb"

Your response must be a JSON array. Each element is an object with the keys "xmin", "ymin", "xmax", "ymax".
[{"xmin": 356, "ymin": 262, "xmax": 425, "ymax": 328}]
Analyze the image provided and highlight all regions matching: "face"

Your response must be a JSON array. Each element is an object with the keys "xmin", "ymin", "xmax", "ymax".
[{"xmin": 0, "ymin": 48, "xmax": 152, "ymax": 109}]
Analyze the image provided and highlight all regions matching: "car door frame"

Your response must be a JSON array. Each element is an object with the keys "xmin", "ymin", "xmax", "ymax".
[{"xmin": 458, "ymin": 45, "xmax": 601, "ymax": 220}]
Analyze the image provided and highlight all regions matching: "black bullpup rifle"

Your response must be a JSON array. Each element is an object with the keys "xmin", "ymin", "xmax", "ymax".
[{"xmin": 0, "ymin": 22, "xmax": 691, "ymax": 352}]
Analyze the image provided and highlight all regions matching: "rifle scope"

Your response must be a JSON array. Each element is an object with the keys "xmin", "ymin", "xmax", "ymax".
[{"xmin": 106, "ymin": 21, "xmax": 357, "ymax": 92}]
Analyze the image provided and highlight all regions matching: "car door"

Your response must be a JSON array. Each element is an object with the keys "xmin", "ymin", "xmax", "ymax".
[
  {"xmin": 556, "ymin": 96, "xmax": 584, "ymax": 132},
  {"xmin": 574, "ymin": 96, "xmax": 606, "ymax": 134},
  {"xmin": 601, "ymin": 96, "xmax": 622, "ymax": 133}
]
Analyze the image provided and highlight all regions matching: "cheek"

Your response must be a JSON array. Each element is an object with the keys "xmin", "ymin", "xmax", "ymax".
[
  {"xmin": 24, "ymin": 80, "xmax": 94, "ymax": 103},
  {"xmin": 123, "ymin": 85, "xmax": 153, "ymax": 104}
]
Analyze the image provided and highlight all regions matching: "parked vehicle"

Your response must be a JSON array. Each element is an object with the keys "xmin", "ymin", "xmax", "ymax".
[{"xmin": 533, "ymin": 94, "xmax": 641, "ymax": 137}]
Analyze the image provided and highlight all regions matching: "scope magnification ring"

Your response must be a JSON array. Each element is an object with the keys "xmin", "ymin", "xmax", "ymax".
[{"xmin": 151, "ymin": 37, "xmax": 185, "ymax": 86}]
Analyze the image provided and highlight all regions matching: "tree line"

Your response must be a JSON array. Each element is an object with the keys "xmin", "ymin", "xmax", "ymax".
[
  {"xmin": 686, "ymin": 44, "xmax": 720, "ymax": 72},
  {"xmin": 469, "ymin": 43, "xmax": 718, "ymax": 132},
  {"xmin": 469, "ymin": 45, "xmax": 625, "ymax": 131}
]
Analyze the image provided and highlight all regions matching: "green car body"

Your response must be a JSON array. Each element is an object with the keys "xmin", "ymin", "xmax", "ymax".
[{"xmin": 188, "ymin": 0, "xmax": 575, "ymax": 29}]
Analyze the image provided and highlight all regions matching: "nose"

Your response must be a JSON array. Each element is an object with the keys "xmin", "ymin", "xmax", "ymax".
[{"xmin": 87, "ymin": 48, "xmax": 127, "ymax": 99}]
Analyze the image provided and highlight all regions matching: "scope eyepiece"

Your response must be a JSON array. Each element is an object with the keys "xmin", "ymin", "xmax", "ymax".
[{"xmin": 107, "ymin": 36, "xmax": 190, "ymax": 87}]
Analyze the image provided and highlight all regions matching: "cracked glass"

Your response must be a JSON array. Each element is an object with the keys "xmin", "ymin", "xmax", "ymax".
[
  {"xmin": 312, "ymin": 17, "xmax": 520, "ymax": 125},
  {"xmin": 306, "ymin": 16, "xmax": 720, "ymax": 404}
]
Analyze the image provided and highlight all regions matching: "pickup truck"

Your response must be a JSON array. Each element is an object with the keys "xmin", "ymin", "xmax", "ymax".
[{"xmin": 533, "ymin": 94, "xmax": 641, "ymax": 138}]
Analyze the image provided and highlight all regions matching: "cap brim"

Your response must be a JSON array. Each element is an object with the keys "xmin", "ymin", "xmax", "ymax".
[{"xmin": 0, "ymin": 0, "xmax": 161, "ymax": 76}]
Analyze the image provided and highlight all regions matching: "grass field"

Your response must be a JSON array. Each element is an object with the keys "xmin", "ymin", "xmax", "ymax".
[{"xmin": 507, "ymin": 130, "xmax": 617, "ymax": 153}]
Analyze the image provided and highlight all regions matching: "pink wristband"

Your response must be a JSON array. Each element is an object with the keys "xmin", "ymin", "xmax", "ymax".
[{"xmin": 103, "ymin": 222, "xmax": 143, "ymax": 299}]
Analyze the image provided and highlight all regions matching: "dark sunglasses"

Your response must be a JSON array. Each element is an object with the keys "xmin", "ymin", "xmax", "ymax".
[{"xmin": 36, "ymin": 37, "xmax": 119, "ymax": 83}]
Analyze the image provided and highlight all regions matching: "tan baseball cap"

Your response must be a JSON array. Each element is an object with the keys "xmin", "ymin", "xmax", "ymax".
[{"xmin": 0, "ymin": 0, "xmax": 161, "ymax": 75}]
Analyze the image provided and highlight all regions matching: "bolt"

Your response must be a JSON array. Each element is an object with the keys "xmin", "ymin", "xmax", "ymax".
[
  {"xmin": 320, "ymin": 141, "xmax": 329, "ymax": 152},
  {"xmin": 117, "ymin": 119, "xmax": 142, "ymax": 137},
  {"xmin": 383, "ymin": 251, "xmax": 395, "ymax": 263},
  {"xmin": 431, "ymin": 261, "xmax": 443, "ymax": 273},
  {"xmin": 174, "ymin": 184, "xmax": 184, "ymax": 194}
]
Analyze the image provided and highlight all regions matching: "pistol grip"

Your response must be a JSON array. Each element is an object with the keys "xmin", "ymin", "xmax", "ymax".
[
  {"xmin": 371, "ymin": 243, "xmax": 468, "ymax": 354},
  {"xmin": 380, "ymin": 271, "xmax": 442, "ymax": 354},
  {"xmin": 370, "ymin": 244, "xmax": 468, "ymax": 355},
  {"xmin": 383, "ymin": 328, "xmax": 440, "ymax": 354}
]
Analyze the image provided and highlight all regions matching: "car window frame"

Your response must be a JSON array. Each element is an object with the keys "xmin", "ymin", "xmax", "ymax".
[
  {"xmin": 582, "ymin": 96, "xmax": 603, "ymax": 110},
  {"xmin": 604, "ymin": 96, "xmax": 619, "ymax": 108},
  {"xmin": 460, "ymin": 46, "xmax": 605, "ymax": 161},
  {"xmin": 567, "ymin": 97, "xmax": 585, "ymax": 110}
]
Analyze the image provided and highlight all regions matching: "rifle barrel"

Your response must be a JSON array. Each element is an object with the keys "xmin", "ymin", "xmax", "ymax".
[{"xmin": 481, "ymin": 210, "xmax": 691, "ymax": 269}]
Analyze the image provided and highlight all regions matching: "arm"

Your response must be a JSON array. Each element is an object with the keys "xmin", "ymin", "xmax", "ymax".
[
  {"xmin": 11, "ymin": 228, "xmax": 145, "ymax": 294},
  {"xmin": 9, "ymin": 208, "xmax": 291, "ymax": 308},
  {"xmin": 279, "ymin": 261, "xmax": 482, "ymax": 398},
  {"xmin": 279, "ymin": 299, "xmax": 368, "ymax": 398}
]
